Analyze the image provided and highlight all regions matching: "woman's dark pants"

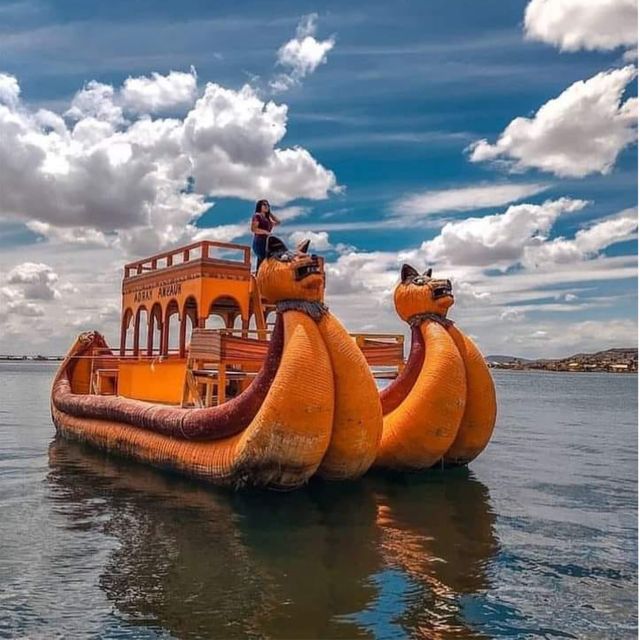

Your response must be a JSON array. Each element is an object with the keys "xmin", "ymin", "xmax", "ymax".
[{"xmin": 253, "ymin": 236, "xmax": 267, "ymax": 273}]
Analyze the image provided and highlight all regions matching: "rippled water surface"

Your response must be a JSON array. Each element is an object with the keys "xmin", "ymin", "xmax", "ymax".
[{"xmin": 0, "ymin": 363, "xmax": 636, "ymax": 639}]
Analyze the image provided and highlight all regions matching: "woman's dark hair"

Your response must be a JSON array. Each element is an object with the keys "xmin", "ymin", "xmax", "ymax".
[{"xmin": 255, "ymin": 199, "xmax": 271, "ymax": 217}]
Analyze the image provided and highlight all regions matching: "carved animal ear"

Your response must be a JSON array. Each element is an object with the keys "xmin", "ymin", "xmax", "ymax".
[
  {"xmin": 423, "ymin": 268, "xmax": 432, "ymax": 278},
  {"xmin": 266, "ymin": 236, "xmax": 288, "ymax": 258},
  {"xmin": 296, "ymin": 239, "xmax": 310, "ymax": 254},
  {"xmin": 401, "ymin": 264, "xmax": 419, "ymax": 282}
]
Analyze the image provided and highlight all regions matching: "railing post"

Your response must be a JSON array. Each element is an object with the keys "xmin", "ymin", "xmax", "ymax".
[
  {"xmin": 147, "ymin": 316, "xmax": 154, "ymax": 356},
  {"xmin": 133, "ymin": 311, "xmax": 141, "ymax": 356},
  {"xmin": 179, "ymin": 313, "xmax": 188, "ymax": 358},
  {"xmin": 119, "ymin": 318, "xmax": 126, "ymax": 357}
]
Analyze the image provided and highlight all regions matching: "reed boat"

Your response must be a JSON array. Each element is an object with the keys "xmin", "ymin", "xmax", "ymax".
[
  {"xmin": 51, "ymin": 237, "xmax": 497, "ymax": 488},
  {"xmin": 51, "ymin": 237, "xmax": 401, "ymax": 488}
]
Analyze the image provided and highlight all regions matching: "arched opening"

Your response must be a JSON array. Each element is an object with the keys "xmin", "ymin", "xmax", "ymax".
[
  {"xmin": 163, "ymin": 299, "xmax": 180, "ymax": 355},
  {"xmin": 133, "ymin": 306, "xmax": 148, "ymax": 357},
  {"xmin": 148, "ymin": 303, "xmax": 163, "ymax": 356},
  {"xmin": 120, "ymin": 308, "xmax": 133, "ymax": 356},
  {"xmin": 265, "ymin": 309, "xmax": 277, "ymax": 329},
  {"xmin": 206, "ymin": 296, "xmax": 242, "ymax": 331},
  {"xmin": 181, "ymin": 297, "xmax": 198, "ymax": 357},
  {"xmin": 205, "ymin": 315, "xmax": 226, "ymax": 329}
]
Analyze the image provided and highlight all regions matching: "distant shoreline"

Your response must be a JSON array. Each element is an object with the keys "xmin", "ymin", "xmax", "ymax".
[
  {"xmin": 2, "ymin": 345, "xmax": 638, "ymax": 374},
  {"xmin": 1, "ymin": 359, "xmax": 637, "ymax": 375},
  {"xmin": 486, "ymin": 347, "xmax": 637, "ymax": 374},
  {"xmin": 0, "ymin": 357, "xmax": 63, "ymax": 362},
  {"xmin": 490, "ymin": 366, "xmax": 637, "ymax": 374}
]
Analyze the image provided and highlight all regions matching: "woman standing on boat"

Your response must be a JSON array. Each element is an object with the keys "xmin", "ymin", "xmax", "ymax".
[{"xmin": 251, "ymin": 199, "xmax": 280, "ymax": 272}]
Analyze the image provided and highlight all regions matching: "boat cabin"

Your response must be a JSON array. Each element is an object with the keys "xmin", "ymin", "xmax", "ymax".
[{"xmin": 84, "ymin": 240, "xmax": 405, "ymax": 407}]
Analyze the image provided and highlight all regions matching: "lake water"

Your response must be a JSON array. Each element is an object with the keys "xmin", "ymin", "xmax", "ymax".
[{"xmin": 0, "ymin": 362, "xmax": 636, "ymax": 639}]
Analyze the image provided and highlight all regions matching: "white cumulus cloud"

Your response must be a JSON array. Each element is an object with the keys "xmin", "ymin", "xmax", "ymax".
[
  {"xmin": 0, "ymin": 72, "xmax": 20, "ymax": 107},
  {"xmin": 182, "ymin": 83, "xmax": 338, "ymax": 204},
  {"xmin": 0, "ymin": 70, "xmax": 338, "ymax": 257},
  {"xmin": 26, "ymin": 221, "xmax": 111, "ymax": 246},
  {"xmin": 271, "ymin": 14, "xmax": 335, "ymax": 92},
  {"xmin": 422, "ymin": 198, "xmax": 589, "ymax": 267},
  {"xmin": 500, "ymin": 308, "xmax": 526, "ymax": 322},
  {"xmin": 572, "ymin": 208, "xmax": 638, "ymax": 253},
  {"xmin": 468, "ymin": 66, "xmax": 638, "ymax": 178},
  {"xmin": 121, "ymin": 68, "xmax": 198, "ymax": 113},
  {"xmin": 65, "ymin": 80, "xmax": 125, "ymax": 125},
  {"xmin": 1, "ymin": 295, "xmax": 46, "ymax": 317},
  {"xmin": 6, "ymin": 262, "xmax": 60, "ymax": 300},
  {"xmin": 392, "ymin": 182, "xmax": 550, "ymax": 216},
  {"xmin": 522, "ymin": 207, "xmax": 638, "ymax": 267},
  {"xmin": 524, "ymin": 0, "xmax": 638, "ymax": 52},
  {"xmin": 288, "ymin": 230, "xmax": 332, "ymax": 251},
  {"xmin": 192, "ymin": 223, "xmax": 249, "ymax": 244}
]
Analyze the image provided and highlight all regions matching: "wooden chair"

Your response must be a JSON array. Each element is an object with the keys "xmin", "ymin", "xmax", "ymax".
[
  {"xmin": 182, "ymin": 329, "xmax": 270, "ymax": 408},
  {"xmin": 182, "ymin": 330, "xmax": 221, "ymax": 408}
]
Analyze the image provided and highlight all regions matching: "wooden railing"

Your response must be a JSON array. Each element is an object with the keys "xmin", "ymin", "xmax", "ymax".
[
  {"xmin": 123, "ymin": 241, "xmax": 251, "ymax": 279},
  {"xmin": 351, "ymin": 333, "xmax": 405, "ymax": 367}
]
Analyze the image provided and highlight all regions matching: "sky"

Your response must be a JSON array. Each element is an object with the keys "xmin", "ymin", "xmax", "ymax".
[{"xmin": 0, "ymin": 0, "xmax": 637, "ymax": 357}]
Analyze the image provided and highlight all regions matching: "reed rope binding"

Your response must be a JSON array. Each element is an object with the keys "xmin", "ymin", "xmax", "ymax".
[
  {"xmin": 275, "ymin": 300, "xmax": 329, "ymax": 321},
  {"xmin": 407, "ymin": 312, "xmax": 454, "ymax": 328}
]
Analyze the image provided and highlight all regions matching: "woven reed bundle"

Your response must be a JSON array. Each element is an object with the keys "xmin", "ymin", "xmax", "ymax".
[
  {"xmin": 441, "ymin": 324, "xmax": 497, "ymax": 466},
  {"xmin": 375, "ymin": 320, "xmax": 467, "ymax": 471},
  {"xmin": 52, "ymin": 319, "xmax": 285, "ymax": 441},
  {"xmin": 257, "ymin": 247, "xmax": 385, "ymax": 480},
  {"xmin": 52, "ymin": 311, "xmax": 335, "ymax": 488},
  {"xmin": 315, "ymin": 312, "xmax": 382, "ymax": 480}
]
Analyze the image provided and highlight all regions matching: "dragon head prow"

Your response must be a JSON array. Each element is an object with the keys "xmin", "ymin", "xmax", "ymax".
[
  {"xmin": 394, "ymin": 263, "xmax": 454, "ymax": 322},
  {"xmin": 257, "ymin": 236, "xmax": 325, "ymax": 303}
]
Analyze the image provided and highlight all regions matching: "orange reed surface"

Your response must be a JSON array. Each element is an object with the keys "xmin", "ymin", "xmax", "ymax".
[
  {"xmin": 53, "ymin": 311, "xmax": 334, "ymax": 489},
  {"xmin": 375, "ymin": 320, "xmax": 467, "ymax": 470}
]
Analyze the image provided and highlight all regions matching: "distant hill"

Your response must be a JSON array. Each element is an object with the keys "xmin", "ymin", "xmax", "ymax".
[
  {"xmin": 485, "ymin": 355, "xmax": 532, "ymax": 364},
  {"xmin": 565, "ymin": 348, "xmax": 637, "ymax": 361},
  {"xmin": 486, "ymin": 347, "xmax": 637, "ymax": 372}
]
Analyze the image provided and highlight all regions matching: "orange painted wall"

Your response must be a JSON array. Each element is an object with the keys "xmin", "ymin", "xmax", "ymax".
[{"xmin": 118, "ymin": 359, "xmax": 187, "ymax": 404}]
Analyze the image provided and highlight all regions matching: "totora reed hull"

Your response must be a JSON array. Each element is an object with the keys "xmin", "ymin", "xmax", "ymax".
[
  {"xmin": 51, "ymin": 312, "xmax": 335, "ymax": 489},
  {"xmin": 50, "ymin": 240, "xmax": 497, "ymax": 489}
]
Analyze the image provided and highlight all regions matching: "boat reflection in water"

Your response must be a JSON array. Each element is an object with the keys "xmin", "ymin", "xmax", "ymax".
[
  {"xmin": 361, "ymin": 472, "xmax": 499, "ymax": 639},
  {"xmin": 47, "ymin": 438, "xmax": 498, "ymax": 639}
]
